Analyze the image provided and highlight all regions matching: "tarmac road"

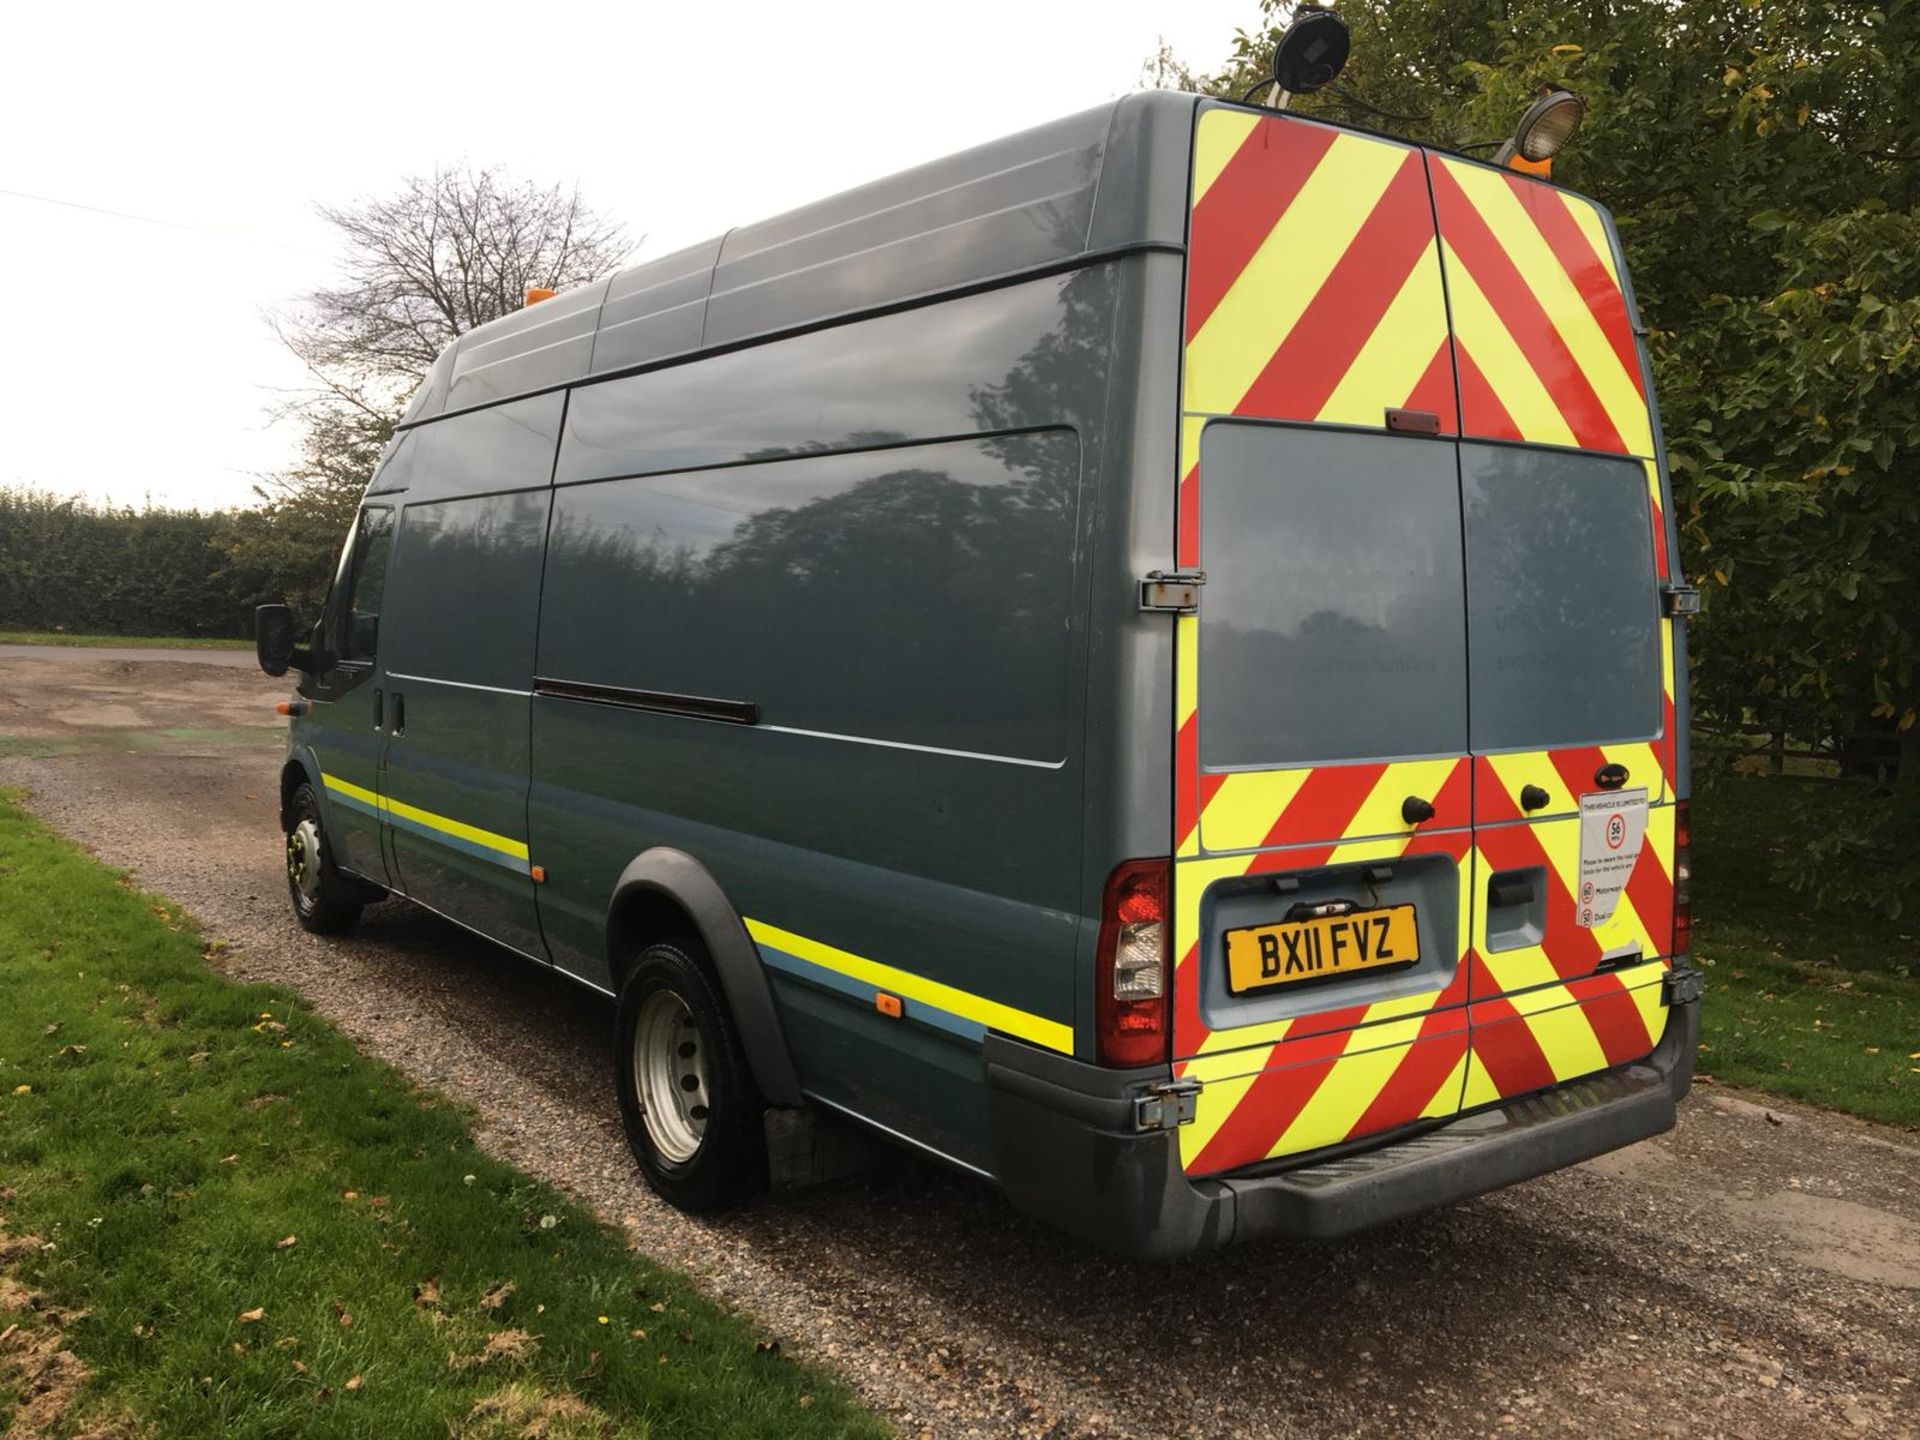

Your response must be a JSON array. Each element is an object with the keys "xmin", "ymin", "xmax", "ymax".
[{"xmin": 2, "ymin": 649, "xmax": 1916, "ymax": 1438}]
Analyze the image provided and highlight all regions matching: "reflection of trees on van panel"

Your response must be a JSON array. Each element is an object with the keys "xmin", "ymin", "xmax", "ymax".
[
  {"xmin": 969, "ymin": 266, "xmax": 1112, "ymax": 506},
  {"xmin": 544, "ymin": 433, "xmax": 1079, "ymax": 760},
  {"xmin": 385, "ymin": 491, "xmax": 548, "ymax": 691},
  {"xmin": 1461, "ymin": 445, "xmax": 1660, "ymax": 748}
]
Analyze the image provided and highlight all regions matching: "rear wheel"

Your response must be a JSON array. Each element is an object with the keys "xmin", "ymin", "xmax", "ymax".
[
  {"xmin": 284, "ymin": 781, "xmax": 364, "ymax": 935},
  {"xmin": 615, "ymin": 941, "xmax": 763, "ymax": 1211}
]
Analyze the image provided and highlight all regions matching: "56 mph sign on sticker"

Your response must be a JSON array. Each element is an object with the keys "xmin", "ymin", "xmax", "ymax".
[{"xmin": 1576, "ymin": 788, "xmax": 1649, "ymax": 929}]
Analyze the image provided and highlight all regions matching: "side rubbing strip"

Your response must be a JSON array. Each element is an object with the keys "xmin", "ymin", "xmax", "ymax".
[
  {"xmin": 743, "ymin": 917, "xmax": 1073, "ymax": 1055},
  {"xmin": 533, "ymin": 677, "xmax": 759, "ymax": 726}
]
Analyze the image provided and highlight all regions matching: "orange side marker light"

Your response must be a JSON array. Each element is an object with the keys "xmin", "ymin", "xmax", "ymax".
[
  {"xmin": 875, "ymin": 992, "xmax": 903, "ymax": 1019},
  {"xmin": 525, "ymin": 287, "xmax": 556, "ymax": 306},
  {"xmin": 274, "ymin": 700, "xmax": 309, "ymax": 718},
  {"xmin": 530, "ymin": 865, "xmax": 547, "ymax": 884}
]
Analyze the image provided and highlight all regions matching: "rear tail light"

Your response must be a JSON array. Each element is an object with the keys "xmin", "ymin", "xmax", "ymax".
[
  {"xmin": 1095, "ymin": 858, "xmax": 1171, "ymax": 1068},
  {"xmin": 1671, "ymin": 800, "xmax": 1692, "ymax": 957}
]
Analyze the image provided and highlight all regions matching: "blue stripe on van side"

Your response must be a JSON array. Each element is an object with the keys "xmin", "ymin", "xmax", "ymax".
[
  {"xmin": 754, "ymin": 943, "xmax": 988, "ymax": 1046},
  {"xmin": 382, "ymin": 808, "xmax": 532, "ymax": 874}
]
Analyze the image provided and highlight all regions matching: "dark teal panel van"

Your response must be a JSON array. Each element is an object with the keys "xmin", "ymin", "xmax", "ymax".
[{"xmin": 258, "ymin": 88, "xmax": 1702, "ymax": 1258}]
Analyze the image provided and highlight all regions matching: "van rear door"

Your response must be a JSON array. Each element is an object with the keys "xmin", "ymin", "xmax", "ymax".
[
  {"xmin": 1172, "ymin": 107, "xmax": 1475, "ymax": 1178},
  {"xmin": 1426, "ymin": 154, "xmax": 1681, "ymax": 1103}
]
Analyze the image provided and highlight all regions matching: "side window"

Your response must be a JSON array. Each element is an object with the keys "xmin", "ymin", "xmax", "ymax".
[{"xmin": 336, "ymin": 508, "xmax": 395, "ymax": 664}]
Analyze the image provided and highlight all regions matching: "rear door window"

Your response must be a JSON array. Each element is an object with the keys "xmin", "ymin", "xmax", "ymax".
[
  {"xmin": 1198, "ymin": 423, "xmax": 1467, "ymax": 771},
  {"xmin": 1461, "ymin": 443, "xmax": 1660, "ymax": 751}
]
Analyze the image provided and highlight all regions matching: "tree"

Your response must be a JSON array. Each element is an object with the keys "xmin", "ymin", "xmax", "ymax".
[
  {"xmin": 219, "ymin": 167, "xmax": 632, "ymax": 616},
  {"xmin": 1168, "ymin": 0, "xmax": 1920, "ymax": 906}
]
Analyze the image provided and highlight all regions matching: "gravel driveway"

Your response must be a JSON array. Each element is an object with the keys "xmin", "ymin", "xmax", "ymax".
[{"xmin": 2, "ymin": 652, "xmax": 1916, "ymax": 1439}]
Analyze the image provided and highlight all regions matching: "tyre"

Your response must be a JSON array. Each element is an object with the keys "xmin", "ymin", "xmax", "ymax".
[
  {"xmin": 284, "ymin": 780, "xmax": 365, "ymax": 935},
  {"xmin": 615, "ymin": 940, "xmax": 764, "ymax": 1211}
]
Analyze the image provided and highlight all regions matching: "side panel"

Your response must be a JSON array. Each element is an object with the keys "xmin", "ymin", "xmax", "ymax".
[
  {"xmin": 531, "ymin": 272, "xmax": 1117, "ymax": 1168},
  {"xmin": 374, "ymin": 395, "xmax": 563, "ymax": 960}
]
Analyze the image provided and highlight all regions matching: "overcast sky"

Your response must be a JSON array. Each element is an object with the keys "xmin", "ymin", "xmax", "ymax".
[{"xmin": 0, "ymin": 0, "xmax": 1251, "ymax": 513}]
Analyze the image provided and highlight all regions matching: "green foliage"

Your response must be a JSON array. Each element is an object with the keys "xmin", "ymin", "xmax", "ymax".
[
  {"xmin": 215, "ymin": 403, "xmax": 389, "ymax": 622},
  {"xmin": 0, "ymin": 791, "xmax": 884, "ymax": 1438},
  {"xmin": 0, "ymin": 487, "xmax": 253, "ymax": 638},
  {"xmin": 1690, "ymin": 777, "xmax": 1919, "ymax": 1124}
]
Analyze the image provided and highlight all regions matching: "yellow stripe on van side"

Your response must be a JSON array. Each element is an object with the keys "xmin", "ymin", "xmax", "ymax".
[
  {"xmin": 743, "ymin": 917, "xmax": 1074, "ymax": 1055},
  {"xmin": 320, "ymin": 773, "xmax": 530, "ymax": 861}
]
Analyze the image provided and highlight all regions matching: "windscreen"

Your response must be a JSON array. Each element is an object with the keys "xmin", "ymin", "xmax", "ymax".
[
  {"xmin": 1198, "ymin": 423, "xmax": 1468, "ymax": 771},
  {"xmin": 1461, "ymin": 443, "xmax": 1661, "ymax": 750}
]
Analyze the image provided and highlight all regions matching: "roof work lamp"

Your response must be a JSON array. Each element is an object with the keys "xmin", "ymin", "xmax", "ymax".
[
  {"xmin": 1266, "ymin": 7, "xmax": 1350, "ymax": 111},
  {"xmin": 1495, "ymin": 89, "xmax": 1585, "ymax": 176}
]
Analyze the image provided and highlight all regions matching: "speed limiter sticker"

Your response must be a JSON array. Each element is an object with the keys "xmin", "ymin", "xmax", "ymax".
[{"xmin": 1576, "ymin": 788, "xmax": 1649, "ymax": 928}]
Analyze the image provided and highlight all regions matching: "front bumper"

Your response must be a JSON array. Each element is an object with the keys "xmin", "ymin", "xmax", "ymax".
[{"xmin": 984, "ymin": 986, "xmax": 1699, "ymax": 1260}]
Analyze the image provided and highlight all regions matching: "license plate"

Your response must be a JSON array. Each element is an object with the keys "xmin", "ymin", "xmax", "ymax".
[{"xmin": 1223, "ymin": 904, "xmax": 1420, "ymax": 996}]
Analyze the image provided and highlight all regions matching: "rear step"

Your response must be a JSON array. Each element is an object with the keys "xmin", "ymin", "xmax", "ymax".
[{"xmin": 1223, "ymin": 1062, "xmax": 1678, "ymax": 1240}]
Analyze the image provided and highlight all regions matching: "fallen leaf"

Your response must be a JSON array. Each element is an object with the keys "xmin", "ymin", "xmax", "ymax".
[
  {"xmin": 220, "ymin": 1154, "xmax": 239, "ymax": 1165},
  {"xmin": 58, "ymin": 1044, "xmax": 86, "ymax": 1057},
  {"xmin": 756, "ymin": 1339, "xmax": 781, "ymax": 1355},
  {"xmin": 11, "ymin": 1085, "xmax": 30, "ymax": 1096},
  {"xmin": 629, "ymin": 1328, "xmax": 648, "ymax": 1339},
  {"xmin": 188, "ymin": 1051, "xmax": 211, "ymax": 1064},
  {"xmin": 479, "ymin": 1280, "xmax": 515, "ymax": 1310},
  {"xmin": 414, "ymin": 1278, "xmax": 440, "ymax": 1309},
  {"xmin": 43, "ymin": 1023, "xmax": 60, "ymax": 1036},
  {"xmin": 276, "ymin": 1235, "xmax": 298, "ymax": 1250},
  {"xmin": 649, "ymin": 1301, "xmax": 666, "ymax": 1314},
  {"xmin": 345, "ymin": 1375, "xmax": 362, "ymax": 1392},
  {"xmin": 330, "ymin": 1300, "xmax": 353, "ymax": 1330},
  {"xmin": 798, "ymin": 1394, "xmax": 812, "ymax": 1409},
  {"xmin": 341, "ymin": 1190, "xmax": 358, "ymax": 1202},
  {"xmin": 290, "ymin": 1359, "xmax": 307, "ymax": 1374},
  {"xmin": 237, "ymin": 1307, "xmax": 266, "ymax": 1324}
]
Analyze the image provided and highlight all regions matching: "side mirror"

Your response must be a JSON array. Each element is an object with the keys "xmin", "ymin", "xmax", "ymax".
[{"xmin": 255, "ymin": 603, "xmax": 315, "ymax": 678}]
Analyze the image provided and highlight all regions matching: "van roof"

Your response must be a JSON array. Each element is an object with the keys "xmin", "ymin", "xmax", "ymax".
[
  {"xmin": 400, "ymin": 90, "xmax": 1202, "ymax": 426},
  {"xmin": 398, "ymin": 94, "xmax": 1615, "ymax": 428}
]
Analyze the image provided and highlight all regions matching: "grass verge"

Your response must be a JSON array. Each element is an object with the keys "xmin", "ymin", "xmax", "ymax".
[
  {"xmin": 0, "ymin": 790, "xmax": 885, "ymax": 1439},
  {"xmin": 1693, "ymin": 776, "xmax": 1919, "ymax": 1128},
  {"xmin": 0, "ymin": 632, "xmax": 251, "ymax": 650}
]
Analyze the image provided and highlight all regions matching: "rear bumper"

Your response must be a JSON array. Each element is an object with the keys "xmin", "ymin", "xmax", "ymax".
[{"xmin": 984, "ymin": 986, "xmax": 1699, "ymax": 1260}]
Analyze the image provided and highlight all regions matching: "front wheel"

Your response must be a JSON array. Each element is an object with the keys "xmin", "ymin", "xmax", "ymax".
[
  {"xmin": 615, "ymin": 941, "xmax": 764, "ymax": 1211},
  {"xmin": 284, "ymin": 781, "xmax": 364, "ymax": 935}
]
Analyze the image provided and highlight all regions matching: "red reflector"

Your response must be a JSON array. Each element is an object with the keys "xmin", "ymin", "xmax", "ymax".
[
  {"xmin": 1095, "ymin": 858, "xmax": 1171, "ymax": 1068},
  {"xmin": 1671, "ymin": 800, "xmax": 1692, "ymax": 958}
]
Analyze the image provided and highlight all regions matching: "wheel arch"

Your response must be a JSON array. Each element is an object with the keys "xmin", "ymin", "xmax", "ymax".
[
  {"xmin": 606, "ymin": 849, "xmax": 802, "ymax": 1107},
  {"xmin": 279, "ymin": 748, "xmax": 323, "ymax": 828}
]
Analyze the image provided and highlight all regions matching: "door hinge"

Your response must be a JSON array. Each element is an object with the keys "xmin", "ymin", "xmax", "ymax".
[
  {"xmin": 1132, "ymin": 1076, "xmax": 1202, "ymax": 1131},
  {"xmin": 1140, "ymin": 568, "xmax": 1205, "ymax": 614},
  {"xmin": 1662, "ymin": 964, "xmax": 1704, "ymax": 1007},
  {"xmin": 1661, "ymin": 582, "xmax": 1702, "ymax": 618}
]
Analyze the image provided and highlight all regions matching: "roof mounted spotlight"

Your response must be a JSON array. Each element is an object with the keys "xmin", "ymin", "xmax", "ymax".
[
  {"xmin": 1494, "ymin": 89, "xmax": 1585, "ymax": 175},
  {"xmin": 1266, "ymin": 8, "xmax": 1350, "ymax": 111}
]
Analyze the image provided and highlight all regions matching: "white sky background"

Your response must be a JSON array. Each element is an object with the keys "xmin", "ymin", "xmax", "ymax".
[{"xmin": 0, "ymin": 0, "xmax": 1253, "ymax": 513}]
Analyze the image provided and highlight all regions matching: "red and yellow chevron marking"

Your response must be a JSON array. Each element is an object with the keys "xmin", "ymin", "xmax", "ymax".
[
  {"xmin": 1184, "ymin": 110, "xmax": 1456, "ymax": 432},
  {"xmin": 1428, "ymin": 154, "xmax": 1653, "ymax": 458},
  {"xmin": 1173, "ymin": 829, "xmax": 1476, "ymax": 1176},
  {"xmin": 1170, "ymin": 106, "xmax": 1685, "ymax": 1177}
]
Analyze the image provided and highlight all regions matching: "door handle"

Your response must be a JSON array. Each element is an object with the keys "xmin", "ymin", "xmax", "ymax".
[
  {"xmin": 373, "ymin": 687, "xmax": 383, "ymax": 730},
  {"xmin": 1401, "ymin": 795, "xmax": 1435, "ymax": 825},
  {"xmin": 393, "ymin": 692, "xmax": 405, "ymax": 736}
]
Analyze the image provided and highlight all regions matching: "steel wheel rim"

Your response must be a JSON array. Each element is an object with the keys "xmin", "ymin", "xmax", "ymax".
[
  {"xmin": 633, "ymin": 989, "xmax": 710, "ymax": 1164},
  {"xmin": 287, "ymin": 818, "xmax": 323, "ymax": 908}
]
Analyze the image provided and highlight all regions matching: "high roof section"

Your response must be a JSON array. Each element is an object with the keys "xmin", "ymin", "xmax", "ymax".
[{"xmin": 398, "ymin": 90, "xmax": 1199, "ymax": 427}]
